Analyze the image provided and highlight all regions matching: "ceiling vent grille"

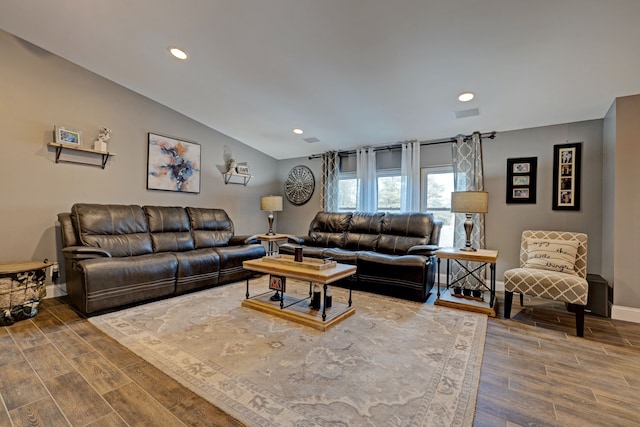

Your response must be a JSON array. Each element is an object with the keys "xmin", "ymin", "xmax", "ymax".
[
  {"xmin": 303, "ymin": 137, "xmax": 320, "ymax": 143},
  {"xmin": 454, "ymin": 108, "xmax": 480, "ymax": 119}
]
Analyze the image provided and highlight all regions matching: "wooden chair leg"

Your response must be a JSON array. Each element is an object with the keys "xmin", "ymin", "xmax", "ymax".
[
  {"xmin": 504, "ymin": 291, "xmax": 513, "ymax": 319},
  {"xmin": 576, "ymin": 305, "xmax": 585, "ymax": 337},
  {"xmin": 519, "ymin": 293, "xmax": 524, "ymax": 306}
]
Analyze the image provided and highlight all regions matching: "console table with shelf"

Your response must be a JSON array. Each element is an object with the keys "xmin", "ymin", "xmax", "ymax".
[{"xmin": 48, "ymin": 142, "xmax": 116, "ymax": 169}]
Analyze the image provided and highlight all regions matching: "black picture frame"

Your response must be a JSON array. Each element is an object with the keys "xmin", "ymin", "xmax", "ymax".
[
  {"xmin": 506, "ymin": 157, "xmax": 537, "ymax": 204},
  {"xmin": 552, "ymin": 142, "xmax": 581, "ymax": 210}
]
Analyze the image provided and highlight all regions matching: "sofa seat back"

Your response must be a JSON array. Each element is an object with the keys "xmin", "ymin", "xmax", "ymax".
[
  {"xmin": 377, "ymin": 212, "xmax": 435, "ymax": 255},
  {"xmin": 308, "ymin": 212, "xmax": 352, "ymax": 248},
  {"xmin": 144, "ymin": 206, "xmax": 195, "ymax": 252},
  {"xmin": 72, "ymin": 204, "xmax": 152, "ymax": 257},
  {"xmin": 187, "ymin": 207, "xmax": 234, "ymax": 248},
  {"xmin": 343, "ymin": 212, "xmax": 384, "ymax": 251}
]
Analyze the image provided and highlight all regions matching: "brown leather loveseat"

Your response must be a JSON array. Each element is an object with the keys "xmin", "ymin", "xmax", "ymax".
[
  {"xmin": 280, "ymin": 211, "xmax": 442, "ymax": 301},
  {"xmin": 57, "ymin": 204, "xmax": 265, "ymax": 315}
]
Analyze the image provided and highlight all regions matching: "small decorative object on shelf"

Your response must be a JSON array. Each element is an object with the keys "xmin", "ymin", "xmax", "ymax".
[
  {"xmin": 227, "ymin": 158, "xmax": 237, "ymax": 174},
  {"xmin": 55, "ymin": 126, "xmax": 82, "ymax": 147},
  {"xmin": 93, "ymin": 127, "xmax": 112, "ymax": 152}
]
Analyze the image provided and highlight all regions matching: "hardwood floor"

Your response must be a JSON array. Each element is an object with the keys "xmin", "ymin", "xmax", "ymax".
[{"xmin": 1, "ymin": 292, "xmax": 639, "ymax": 426}]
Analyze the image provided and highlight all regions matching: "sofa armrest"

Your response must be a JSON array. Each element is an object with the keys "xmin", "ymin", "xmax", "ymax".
[
  {"xmin": 287, "ymin": 235, "xmax": 317, "ymax": 245},
  {"xmin": 287, "ymin": 235, "xmax": 303, "ymax": 244},
  {"xmin": 229, "ymin": 235, "xmax": 259, "ymax": 245},
  {"xmin": 62, "ymin": 246, "xmax": 112, "ymax": 259},
  {"xmin": 407, "ymin": 244, "xmax": 439, "ymax": 257}
]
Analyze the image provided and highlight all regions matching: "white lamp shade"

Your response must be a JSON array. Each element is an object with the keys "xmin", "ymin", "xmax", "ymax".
[
  {"xmin": 451, "ymin": 191, "xmax": 488, "ymax": 214},
  {"xmin": 260, "ymin": 196, "xmax": 283, "ymax": 212}
]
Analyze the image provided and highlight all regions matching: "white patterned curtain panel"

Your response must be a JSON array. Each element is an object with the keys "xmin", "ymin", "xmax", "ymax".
[
  {"xmin": 321, "ymin": 151, "xmax": 339, "ymax": 212},
  {"xmin": 452, "ymin": 133, "xmax": 486, "ymax": 288},
  {"xmin": 400, "ymin": 141, "xmax": 421, "ymax": 212},
  {"xmin": 356, "ymin": 147, "xmax": 377, "ymax": 212}
]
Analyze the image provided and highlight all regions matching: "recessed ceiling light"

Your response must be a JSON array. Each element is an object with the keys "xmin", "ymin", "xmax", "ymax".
[
  {"xmin": 458, "ymin": 92, "xmax": 474, "ymax": 102},
  {"xmin": 292, "ymin": 128, "xmax": 304, "ymax": 135},
  {"xmin": 168, "ymin": 47, "xmax": 188, "ymax": 60}
]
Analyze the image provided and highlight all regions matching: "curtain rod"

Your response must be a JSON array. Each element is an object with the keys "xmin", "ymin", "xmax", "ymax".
[{"xmin": 308, "ymin": 131, "xmax": 496, "ymax": 159}]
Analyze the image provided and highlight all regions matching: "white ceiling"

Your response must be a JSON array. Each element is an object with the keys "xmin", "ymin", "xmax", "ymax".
[{"xmin": 1, "ymin": 0, "xmax": 639, "ymax": 160}]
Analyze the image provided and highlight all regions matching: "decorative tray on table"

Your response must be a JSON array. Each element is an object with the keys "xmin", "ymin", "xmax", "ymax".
[{"xmin": 260, "ymin": 254, "xmax": 337, "ymax": 270}]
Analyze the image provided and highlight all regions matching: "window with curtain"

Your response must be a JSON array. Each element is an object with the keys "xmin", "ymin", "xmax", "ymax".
[
  {"xmin": 421, "ymin": 165, "xmax": 454, "ymax": 247},
  {"xmin": 337, "ymin": 169, "xmax": 403, "ymax": 212}
]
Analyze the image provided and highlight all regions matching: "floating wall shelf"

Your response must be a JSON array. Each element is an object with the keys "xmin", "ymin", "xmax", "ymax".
[
  {"xmin": 223, "ymin": 172, "xmax": 252, "ymax": 186},
  {"xmin": 48, "ymin": 142, "xmax": 116, "ymax": 169}
]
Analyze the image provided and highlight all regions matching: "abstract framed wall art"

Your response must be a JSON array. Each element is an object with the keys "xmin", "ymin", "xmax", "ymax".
[
  {"xmin": 552, "ymin": 142, "xmax": 581, "ymax": 210},
  {"xmin": 147, "ymin": 132, "xmax": 201, "ymax": 193},
  {"xmin": 506, "ymin": 157, "xmax": 537, "ymax": 204}
]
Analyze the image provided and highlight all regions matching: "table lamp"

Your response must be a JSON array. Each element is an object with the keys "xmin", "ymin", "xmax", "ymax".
[
  {"xmin": 451, "ymin": 191, "xmax": 488, "ymax": 251},
  {"xmin": 260, "ymin": 195, "xmax": 283, "ymax": 235}
]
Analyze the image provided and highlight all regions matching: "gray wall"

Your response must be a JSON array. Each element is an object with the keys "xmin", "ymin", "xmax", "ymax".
[
  {"xmin": 0, "ymin": 30, "xmax": 280, "ymax": 267},
  {"xmin": 610, "ymin": 94, "xmax": 640, "ymax": 309},
  {"xmin": 278, "ymin": 120, "xmax": 605, "ymax": 280}
]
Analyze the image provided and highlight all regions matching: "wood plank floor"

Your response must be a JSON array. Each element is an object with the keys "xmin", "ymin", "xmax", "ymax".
[{"xmin": 1, "ymin": 291, "xmax": 639, "ymax": 426}]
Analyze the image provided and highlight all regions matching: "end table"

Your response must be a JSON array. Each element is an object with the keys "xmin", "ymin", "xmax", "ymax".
[{"xmin": 435, "ymin": 248, "xmax": 499, "ymax": 317}]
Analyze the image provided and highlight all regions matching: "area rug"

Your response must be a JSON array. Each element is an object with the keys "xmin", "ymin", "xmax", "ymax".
[{"xmin": 89, "ymin": 279, "xmax": 487, "ymax": 426}]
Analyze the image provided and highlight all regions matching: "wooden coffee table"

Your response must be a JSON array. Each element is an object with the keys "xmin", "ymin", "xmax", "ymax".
[{"xmin": 242, "ymin": 255, "xmax": 357, "ymax": 331}]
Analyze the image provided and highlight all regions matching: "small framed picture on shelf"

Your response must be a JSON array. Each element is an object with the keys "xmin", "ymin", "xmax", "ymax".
[
  {"xmin": 236, "ymin": 164, "xmax": 250, "ymax": 175},
  {"xmin": 506, "ymin": 157, "xmax": 537, "ymax": 204},
  {"xmin": 55, "ymin": 126, "xmax": 82, "ymax": 146},
  {"xmin": 269, "ymin": 275, "xmax": 286, "ymax": 292}
]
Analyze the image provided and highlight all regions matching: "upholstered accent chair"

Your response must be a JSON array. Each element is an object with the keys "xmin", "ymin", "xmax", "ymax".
[{"xmin": 503, "ymin": 230, "xmax": 588, "ymax": 337}]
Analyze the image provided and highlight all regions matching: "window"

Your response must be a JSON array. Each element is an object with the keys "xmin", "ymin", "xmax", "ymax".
[
  {"xmin": 337, "ymin": 169, "xmax": 403, "ymax": 212},
  {"xmin": 376, "ymin": 169, "xmax": 401, "ymax": 211},
  {"xmin": 421, "ymin": 166, "xmax": 454, "ymax": 247},
  {"xmin": 337, "ymin": 172, "xmax": 357, "ymax": 211}
]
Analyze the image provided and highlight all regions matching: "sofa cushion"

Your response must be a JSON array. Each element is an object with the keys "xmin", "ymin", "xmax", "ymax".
[
  {"xmin": 357, "ymin": 252, "xmax": 430, "ymax": 301},
  {"xmin": 187, "ymin": 207, "xmax": 234, "ymax": 248},
  {"xmin": 174, "ymin": 248, "xmax": 220, "ymax": 294},
  {"xmin": 377, "ymin": 212, "xmax": 434, "ymax": 255},
  {"xmin": 72, "ymin": 204, "xmax": 153, "ymax": 257},
  {"xmin": 144, "ymin": 206, "xmax": 195, "ymax": 252},
  {"xmin": 504, "ymin": 267, "xmax": 588, "ymax": 305},
  {"xmin": 308, "ymin": 212, "xmax": 352, "ymax": 248},
  {"xmin": 77, "ymin": 253, "xmax": 177, "ymax": 313},
  {"xmin": 344, "ymin": 212, "xmax": 384, "ymax": 251}
]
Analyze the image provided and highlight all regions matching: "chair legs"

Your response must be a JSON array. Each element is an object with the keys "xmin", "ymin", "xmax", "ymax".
[
  {"xmin": 504, "ymin": 291, "xmax": 513, "ymax": 319},
  {"xmin": 575, "ymin": 304, "xmax": 585, "ymax": 337},
  {"xmin": 520, "ymin": 293, "xmax": 524, "ymax": 306}
]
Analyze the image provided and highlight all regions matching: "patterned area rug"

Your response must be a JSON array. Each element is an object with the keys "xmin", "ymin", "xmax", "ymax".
[{"xmin": 90, "ymin": 279, "xmax": 487, "ymax": 426}]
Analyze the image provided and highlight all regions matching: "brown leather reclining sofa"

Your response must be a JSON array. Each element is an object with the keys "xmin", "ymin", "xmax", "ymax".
[
  {"xmin": 280, "ymin": 211, "xmax": 442, "ymax": 302},
  {"xmin": 57, "ymin": 204, "xmax": 265, "ymax": 315}
]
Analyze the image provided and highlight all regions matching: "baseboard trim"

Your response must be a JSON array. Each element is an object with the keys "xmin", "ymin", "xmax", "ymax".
[
  {"xmin": 46, "ymin": 282, "xmax": 67, "ymax": 298},
  {"xmin": 611, "ymin": 305, "xmax": 640, "ymax": 324}
]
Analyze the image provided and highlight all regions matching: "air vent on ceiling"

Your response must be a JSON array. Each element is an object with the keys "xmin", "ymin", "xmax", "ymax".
[
  {"xmin": 454, "ymin": 108, "xmax": 480, "ymax": 119},
  {"xmin": 303, "ymin": 137, "xmax": 320, "ymax": 143}
]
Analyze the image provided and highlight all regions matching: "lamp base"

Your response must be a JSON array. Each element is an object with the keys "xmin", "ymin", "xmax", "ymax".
[
  {"xmin": 459, "ymin": 214, "xmax": 477, "ymax": 251},
  {"xmin": 266, "ymin": 214, "xmax": 275, "ymax": 236}
]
